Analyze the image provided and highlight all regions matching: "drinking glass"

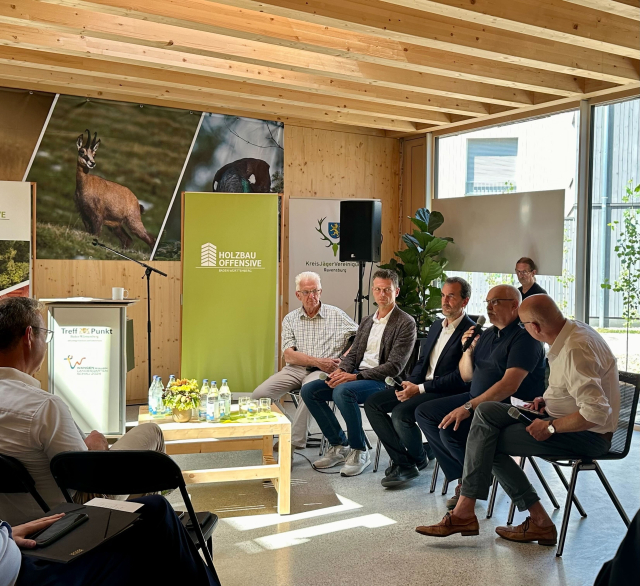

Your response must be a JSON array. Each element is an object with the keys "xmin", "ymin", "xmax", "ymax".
[
  {"xmin": 246, "ymin": 399, "xmax": 258, "ymax": 421},
  {"xmin": 239, "ymin": 397, "xmax": 249, "ymax": 418},
  {"xmin": 259, "ymin": 398, "xmax": 271, "ymax": 418}
]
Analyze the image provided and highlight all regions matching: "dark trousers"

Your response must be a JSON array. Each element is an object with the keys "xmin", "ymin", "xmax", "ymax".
[
  {"xmin": 415, "ymin": 392, "xmax": 472, "ymax": 482},
  {"xmin": 18, "ymin": 496, "xmax": 219, "ymax": 586},
  {"xmin": 595, "ymin": 508, "xmax": 640, "ymax": 586},
  {"xmin": 364, "ymin": 388, "xmax": 442, "ymax": 467}
]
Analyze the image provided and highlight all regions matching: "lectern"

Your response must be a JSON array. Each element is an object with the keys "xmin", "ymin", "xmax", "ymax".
[{"xmin": 41, "ymin": 298, "xmax": 138, "ymax": 436}]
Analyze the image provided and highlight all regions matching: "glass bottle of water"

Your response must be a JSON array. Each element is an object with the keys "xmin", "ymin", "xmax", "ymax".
[
  {"xmin": 148, "ymin": 375, "xmax": 159, "ymax": 416},
  {"xmin": 207, "ymin": 381, "xmax": 220, "ymax": 423},
  {"xmin": 198, "ymin": 379, "xmax": 210, "ymax": 422},
  {"xmin": 168, "ymin": 374, "xmax": 176, "ymax": 388},
  {"xmin": 219, "ymin": 379, "xmax": 231, "ymax": 421}
]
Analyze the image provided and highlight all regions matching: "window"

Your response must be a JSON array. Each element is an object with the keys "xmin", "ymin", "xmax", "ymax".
[{"xmin": 466, "ymin": 138, "xmax": 518, "ymax": 195}]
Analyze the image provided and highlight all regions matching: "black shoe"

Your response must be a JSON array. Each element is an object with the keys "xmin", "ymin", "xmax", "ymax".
[
  {"xmin": 423, "ymin": 441, "xmax": 435, "ymax": 462},
  {"xmin": 381, "ymin": 465, "xmax": 420, "ymax": 488},
  {"xmin": 384, "ymin": 460, "xmax": 396, "ymax": 476},
  {"xmin": 416, "ymin": 458, "xmax": 429, "ymax": 471}
]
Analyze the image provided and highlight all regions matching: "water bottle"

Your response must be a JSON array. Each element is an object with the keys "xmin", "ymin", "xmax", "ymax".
[
  {"xmin": 198, "ymin": 379, "xmax": 210, "ymax": 422},
  {"xmin": 219, "ymin": 379, "xmax": 231, "ymax": 421},
  {"xmin": 148, "ymin": 375, "xmax": 160, "ymax": 416},
  {"xmin": 207, "ymin": 381, "xmax": 220, "ymax": 423},
  {"xmin": 168, "ymin": 374, "xmax": 176, "ymax": 388}
]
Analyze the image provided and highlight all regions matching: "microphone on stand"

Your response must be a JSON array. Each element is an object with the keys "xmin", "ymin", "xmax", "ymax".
[{"xmin": 462, "ymin": 315, "xmax": 486, "ymax": 352}]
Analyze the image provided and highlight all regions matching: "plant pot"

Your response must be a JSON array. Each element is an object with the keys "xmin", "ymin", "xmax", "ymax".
[{"xmin": 172, "ymin": 408, "xmax": 192, "ymax": 423}]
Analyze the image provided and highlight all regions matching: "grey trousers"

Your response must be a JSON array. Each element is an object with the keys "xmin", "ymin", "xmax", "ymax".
[
  {"xmin": 461, "ymin": 402, "xmax": 612, "ymax": 512},
  {"xmin": 252, "ymin": 365, "xmax": 322, "ymax": 447}
]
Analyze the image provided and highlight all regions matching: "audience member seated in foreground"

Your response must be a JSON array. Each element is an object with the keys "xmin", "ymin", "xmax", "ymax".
[
  {"xmin": 416, "ymin": 295, "xmax": 619, "ymax": 545},
  {"xmin": 415, "ymin": 285, "xmax": 545, "ymax": 509},
  {"xmin": 0, "ymin": 297, "xmax": 165, "ymax": 526},
  {"xmin": 0, "ymin": 495, "xmax": 219, "ymax": 586},
  {"xmin": 515, "ymin": 256, "xmax": 547, "ymax": 300},
  {"xmin": 365, "ymin": 277, "xmax": 475, "ymax": 488},
  {"xmin": 301, "ymin": 269, "xmax": 416, "ymax": 477},
  {"xmin": 252, "ymin": 271, "xmax": 357, "ymax": 450},
  {"xmin": 594, "ymin": 508, "xmax": 640, "ymax": 586}
]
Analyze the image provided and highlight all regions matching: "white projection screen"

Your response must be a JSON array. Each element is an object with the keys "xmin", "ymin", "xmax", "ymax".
[{"xmin": 432, "ymin": 190, "xmax": 565, "ymax": 276}]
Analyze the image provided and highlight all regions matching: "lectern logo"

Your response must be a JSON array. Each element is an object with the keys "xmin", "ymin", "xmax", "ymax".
[
  {"xmin": 201, "ymin": 243, "xmax": 217, "ymax": 267},
  {"xmin": 65, "ymin": 355, "xmax": 86, "ymax": 369}
]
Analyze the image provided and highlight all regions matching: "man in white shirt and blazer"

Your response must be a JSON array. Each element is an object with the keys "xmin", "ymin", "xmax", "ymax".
[{"xmin": 416, "ymin": 294, "xmax": 619, "ymax": 545}]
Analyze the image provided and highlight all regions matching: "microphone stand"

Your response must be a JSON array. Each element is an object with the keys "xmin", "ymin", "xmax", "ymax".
[{"xmin": 92, "ymin": 239, "xmax": 167, "ymax": 389}]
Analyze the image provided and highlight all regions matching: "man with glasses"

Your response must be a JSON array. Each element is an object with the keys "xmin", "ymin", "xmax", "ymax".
[
  {"xmin": 365, "ymin": 277, "xmax": 475, "ymax": 488},
  {"xmin": 415, "ymin": 294, "xmax": 618, "ymax": 543},
  {"xmin": 252, "ymin": 272, "xmax": 357, "ymax": 450},
  {"xmin": 302, "ymin": 269, "xmax": 416, "ymax": 477},
  {"xmin": 415, "ymin": 285, "xmax": 545, "ymax": 510},
  {"xmin": 0, "ymin": 297, "xmax": 165, "ymax": 525},
  {"xmin": 515, "ymin": 257, "xmax": 546, "ymax": 300}
]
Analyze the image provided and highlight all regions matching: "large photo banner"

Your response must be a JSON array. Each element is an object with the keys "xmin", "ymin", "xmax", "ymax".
[
  {"xmin": 288, "ymin": 198, "xmax": 363, "ymax": 319},
  {"xmin": 0, "ymin": 181, "xmax": 32, "ymax": 299},
  {"xmin": 181, "ymin": 192, "xmax": 278, "ymax": 392}
]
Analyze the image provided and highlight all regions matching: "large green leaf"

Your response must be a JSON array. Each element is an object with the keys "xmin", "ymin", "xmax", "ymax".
[
  {"xmin": 397, "ymin": 247, "xmax": 418, "ymax": 265},
  {"xmin": 410, "ymin": 217, "xmax": 429, "ymax": 233},
  {"xmin": 427, "ymin": 211, "xmax": 444, "ymax": 234},
  {"xmin": 402, "ymin": 234, "xmax": 420, "ymax": 250},
  {"xmin": 422, "ymin": 237, "xmax": 449, "ymax": 256},
  {"xmin": 420, "ymin": 257, "xmax": 444, "ymax": 284}
]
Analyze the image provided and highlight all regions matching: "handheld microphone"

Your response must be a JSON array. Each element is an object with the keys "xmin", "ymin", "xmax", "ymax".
[
  {"xmin": 385, "ymin": 376, "xmax": 403, "ymax": 390},
  {"xmin": 462, "ymin": 315, "xmax": 486, "ymax": 352},
  {"xmin": 508, "ymin": 406, "xmax": 533, "ymax": 425},
  {"xmin": 318, "ymin": 372, "xmax": 329, "ymax": 381}
]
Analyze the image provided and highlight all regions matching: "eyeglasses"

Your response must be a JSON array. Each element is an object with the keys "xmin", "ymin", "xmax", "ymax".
[
  {"xmin": 484, "ymin": 298, "xmax": 515, "ymax": 307},
  {"xmin": 518, "ymin": 321, "xmax": 535, "ymax": 329},
  {"xmin": 299, "ymin": 289, "xmax": 321, "ymax": 297},
  {"xmin": 32, "ymin": 326, "xmax": 54, "ymax": 343},
  {"xmin": 373, "ymin": 287, "xmax": 395, "ymax": 294},
  {"xmin": 515, "ymin": 269, "xmax": 532, "ymax": 276}
]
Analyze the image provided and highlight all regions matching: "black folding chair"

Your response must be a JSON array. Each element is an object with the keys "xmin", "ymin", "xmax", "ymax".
[
  {"xmin": 0, "ymin": 453, "xmax": 50, "ymax": 514},
  {"xmin": 50, "ymin": 450, "xmax": 219, "ymax": 580}
]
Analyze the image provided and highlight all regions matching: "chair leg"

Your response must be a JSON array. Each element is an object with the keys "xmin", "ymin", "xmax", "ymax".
[
  {"xmin": 289, "ymin": 393, "xmax": 300, "ymax": 408},
  {"xmin": 593, "ymin": 461, "xmax": 630, "ymax": 527},
  {"xmin": 507, "ymin": 456, "xmax": 527, "ymax": 525},
  {"xmin": 552, "ymin": 463, "xmax": 587, "ymax": 517},
  {"xmin": 207, "ymin": 535, "xmax": 213, "ymax": 557},
  {"xmin": 556, "ymin": 461, "xmax": 581, "ymax": 557},
  {"xmin": 441, "ymin": 477, "xmax": 450, "ymax": 495},
  {"xmin": 364, "ymin": 434, "xmax": 372, "ymax": 450},
  {"xmin": 430, "ymin": 461, "xmax": 440, "ymax": 493},
  {"xmin": 528, "ymin": 457, "xmax": 560, "ymax": 509},
  {"xmin": 373, "ymin": 439, "xmax": 382, "ymax": 473},
  {"xmin": 486, "ymin": 476, "xmax": 499, "ymax": 519}
]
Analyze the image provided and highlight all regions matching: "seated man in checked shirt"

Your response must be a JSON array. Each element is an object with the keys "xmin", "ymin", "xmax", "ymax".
[{"xmin": 252, "ymin": 271, "xmax": 357, "ymax": 450}]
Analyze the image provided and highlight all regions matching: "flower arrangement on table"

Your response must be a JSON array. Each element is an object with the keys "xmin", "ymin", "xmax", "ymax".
[{"xmin": 162, "ymin": 378, "xmax": 199, "ymax": 422}]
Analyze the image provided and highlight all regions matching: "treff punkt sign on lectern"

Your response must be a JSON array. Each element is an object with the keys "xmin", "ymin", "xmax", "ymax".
[{"xmin": 41, "ymin": 298, "xmax": 138, "ymax": 436}]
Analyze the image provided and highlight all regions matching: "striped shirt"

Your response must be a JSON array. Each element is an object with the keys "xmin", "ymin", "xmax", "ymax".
[{"xmin": 282, "ymin": 304, "xmax": 358, "ymax": 361}]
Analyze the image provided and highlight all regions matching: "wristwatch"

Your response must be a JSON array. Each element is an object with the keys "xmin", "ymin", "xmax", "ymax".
[
  {"xmin": 463, "ymin": 401, "xmax": 474, "ymax": 415},
  {"xmin": 547, "ymin": 420, "xmax": 556, "ymax": 435}
]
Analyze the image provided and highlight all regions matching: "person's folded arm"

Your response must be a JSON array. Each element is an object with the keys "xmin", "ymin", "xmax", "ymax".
[
  {"xmin": 338, "ymin": 323, "xmax": 367, "ymax": 373},
  {"xmin": 468, "ymin": 367, "xmax": 529, "ymax": 409},
  {"xmin": 359, "ymin": 319, "xmax": 417, "ymax": 380}
]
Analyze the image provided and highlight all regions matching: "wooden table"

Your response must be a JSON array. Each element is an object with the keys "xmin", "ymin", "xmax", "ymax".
[{"xmin": 138, "ymin": 405, "xmax": 291, "ymax": 514}]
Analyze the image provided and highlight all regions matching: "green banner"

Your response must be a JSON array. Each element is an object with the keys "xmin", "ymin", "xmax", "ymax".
[{"xmin": 181, "ymin": 192, "xmax": 278, "ymax": 393}]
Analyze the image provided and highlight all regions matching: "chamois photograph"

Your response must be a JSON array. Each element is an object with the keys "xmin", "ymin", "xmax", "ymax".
[{"xmin": 27, "ymin": 96, "xmax": 200, "ymax": 261}]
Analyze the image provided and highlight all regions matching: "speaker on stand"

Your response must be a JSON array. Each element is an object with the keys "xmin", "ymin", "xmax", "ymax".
[{"xmin": 339, "ymin": 200, "xmax": 382, "ymax": 323}]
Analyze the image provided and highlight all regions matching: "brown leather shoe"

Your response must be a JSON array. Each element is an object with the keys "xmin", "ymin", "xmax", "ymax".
[
  {"xmin": 495, "ymin": 517, "xmax": 557, "ymax": 546},
  {"xmin": 416, "ymin": 512, "xmax": 479, "ymax": 537}
]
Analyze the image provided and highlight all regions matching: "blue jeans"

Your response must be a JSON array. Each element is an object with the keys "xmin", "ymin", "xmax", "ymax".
[{"xmin": 301, "ymin": 377, "xmax": 386, "ymax": 451}]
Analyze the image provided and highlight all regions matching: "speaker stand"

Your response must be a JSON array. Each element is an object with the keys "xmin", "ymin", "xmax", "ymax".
[{"xmin": 355, "ymin": 261, "xmax": 369, "ymax": 324}]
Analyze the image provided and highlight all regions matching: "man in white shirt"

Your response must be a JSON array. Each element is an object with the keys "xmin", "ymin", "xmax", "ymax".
[
  {"xmin": 301, "ymin": 270, "xmax": 416, "ymax": 477},
  {"xmin": 0, "ymin": 297, "xmax": 165, "ymax": 526},
  {"xmin": 416, "ymin": 294, "xmax": 619, "ymax": 545},
  {"xmin": 365, "ymin": 277, "xmax": 475, "ymax": 488},
  {"xmin": 252, "ymin": 272, "xmax": 357, "ymax": 449}
]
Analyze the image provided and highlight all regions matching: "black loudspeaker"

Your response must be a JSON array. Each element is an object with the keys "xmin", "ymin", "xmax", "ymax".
[{"xmin": 339, "ymin": 200, "xmax": 382, "ymax": 262}]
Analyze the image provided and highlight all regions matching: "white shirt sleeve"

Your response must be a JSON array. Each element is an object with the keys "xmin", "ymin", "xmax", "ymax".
[
  {"xmin": 565, "ymin": 346, "xmax": 613, "ymax": 427},
  {"xmin": 35, "ymin": 396, "xmax": 87, "ymax": 460},
  {"xmin": 418, "ymin": 383, "xmax": 425, "ymax": 394}
]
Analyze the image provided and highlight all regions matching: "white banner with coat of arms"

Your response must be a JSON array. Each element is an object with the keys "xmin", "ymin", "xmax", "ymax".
[{"xmin": 289, "ymin": 198, "xmax": 369, "ymax": 320}]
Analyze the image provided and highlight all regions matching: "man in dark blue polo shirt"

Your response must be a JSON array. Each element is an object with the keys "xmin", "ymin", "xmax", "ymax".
[{"xmin": 415, "ymin": 284, "xmax": 545, "ymax": 509}]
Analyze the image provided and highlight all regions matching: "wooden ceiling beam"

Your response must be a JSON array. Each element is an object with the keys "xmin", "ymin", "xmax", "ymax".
[
  {"xmin": 0, "ymin": 47, "xmax": 458, "ymax": 123},
  {"xmin": 378, "ymin": 0, "xmax": 639, "ymax": 58},
  {"xmin": 37, "ymin": 0, "xmax": 639, "ymax": 85},
  {"xmin": 562, "ymin": 0, "xmax": 640, "ymax": 21},
  {"xmin": 0, "ymin": 63, "xmax": 419, "ymax": 131},
  {"xmin": 0, "ymin": 21, "xmax": 544, "ymax": 108},
  {"xmin": 0, "ymin": 0, "xmax": 586, "ymax": 97}
]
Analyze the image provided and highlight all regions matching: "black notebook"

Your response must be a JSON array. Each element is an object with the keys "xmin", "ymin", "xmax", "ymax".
[{"xmin": 22, "ymin": 502, "xmax": 140, "ymax": 563}]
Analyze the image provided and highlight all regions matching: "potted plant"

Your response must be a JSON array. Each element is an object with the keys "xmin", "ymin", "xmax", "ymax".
[
  {"xmin": 163, "ymin": 378, "xmax": 200, "ymax": 423},
  {"xmin": 379, "ymin": 208, "xmax": 452, "ymax": 336}
]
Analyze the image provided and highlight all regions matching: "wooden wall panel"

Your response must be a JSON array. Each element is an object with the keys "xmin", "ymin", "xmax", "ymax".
[
  {"xmin": 33, "ymin": 259, "xmax": 181, "ymax": 403},
  {"xmin": 401, "ymin": 137, "xmax": 427, "ymax": 237}
]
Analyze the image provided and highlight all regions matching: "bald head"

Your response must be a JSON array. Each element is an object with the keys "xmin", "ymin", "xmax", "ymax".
[
  {"xmin": 519, "ymin": 294, "xmax": 566, "ymax": 343},
  {"xmin": 488, "ymin": 284, "xmax": 522, "ymax": 305},
  {"xmin": 486, "ymin": 284, "xmax": 522, "ymax": 329}
]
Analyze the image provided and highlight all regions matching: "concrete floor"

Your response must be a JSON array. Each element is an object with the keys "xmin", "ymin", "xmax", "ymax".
[{"xmin": 128, "ymin": 404, "xmax": 640, "ymax": 586}]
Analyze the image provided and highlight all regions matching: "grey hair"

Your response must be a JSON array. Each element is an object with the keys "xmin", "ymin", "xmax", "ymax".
[
  {"xmin": 0, "ymin": 297, "xmax": 44, "ymax": 352},
  {"xmin": 295, "ymin": 271, "xmax": 321, "ymax": 291},
  {"xmin": 372, "ymin": 269, "xmax": 399, "ymax": 289}
]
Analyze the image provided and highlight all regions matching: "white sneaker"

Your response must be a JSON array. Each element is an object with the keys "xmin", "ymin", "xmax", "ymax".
[
  {"xmin": 313, "ymin": 445, "xmax": 350, "ymax": 469},
  {"xmin": 340, "ymin": 449, "xmax": 371, "ymax": 477}
]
